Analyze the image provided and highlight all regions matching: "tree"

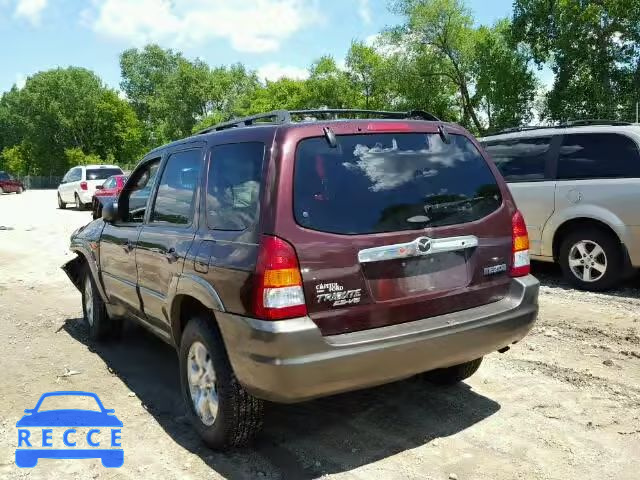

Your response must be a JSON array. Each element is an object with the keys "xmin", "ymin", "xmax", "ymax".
[
  {"xmin": 345, "ymin": 41, "xmax": 391, "ymax": 109},
  {"xmin": 121, "ymin": 46, "xmax": 259, "ymax": 144},
  {"xmin": 0, "ymin": 67, "xmax": 143, "ymax": 176},
  {"xmin": 473, "ymin": 20, "xmax": 538, "ymax": 132},
  {"xmin": 305, "ymin": 56, "xmax": 355, "ymax": 108},
  {"xmin": 390, "ymin": 0, "xmax": 537, "ymax": 133},
  {"xmin": 513, "ymin": 0, "xmax": 640, "ymax": 121}
]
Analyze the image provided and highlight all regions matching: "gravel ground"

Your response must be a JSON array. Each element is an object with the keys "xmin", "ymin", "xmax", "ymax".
[{"xmin": 0, "ymin": 190, "xmax": 639, "ymax": 480}]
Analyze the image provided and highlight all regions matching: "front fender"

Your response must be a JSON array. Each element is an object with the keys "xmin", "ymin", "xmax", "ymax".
[{"xmin": 61, "ymin": 220, "xmax": 109, "ymax": 303}]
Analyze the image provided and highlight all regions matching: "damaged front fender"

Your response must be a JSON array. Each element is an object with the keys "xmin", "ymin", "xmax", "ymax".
[{"xmin": 61, "ymin": 219, "xmax": 109, "ymax": 303}]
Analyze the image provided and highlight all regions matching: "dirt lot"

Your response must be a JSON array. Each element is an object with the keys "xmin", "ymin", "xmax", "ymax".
[{"xmin": 0, "ymin": 190, "xmax": 639, "ymax": 480}]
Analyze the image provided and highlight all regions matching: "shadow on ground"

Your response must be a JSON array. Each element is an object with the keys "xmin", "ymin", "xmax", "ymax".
[
  {"xmin": 64, "ymin": 317, "xmax": 500, "ymax": 479},
  {"xmin": 531, "ymin": 261, "xmax": 640, "ymax": 299}
]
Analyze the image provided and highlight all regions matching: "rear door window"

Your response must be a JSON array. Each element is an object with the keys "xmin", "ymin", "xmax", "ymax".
[
  {"xmin": 206, "ymin": 142, "xmax": 265, "ymax": 231},
  {"xmin": 484, "ymin": 136, "xmax": 551, "ymax": 182},
  {"xmin": 558, "ymin": 133, "xmax": 640, "ymax": 180},
  {"xmin": 294, "ymin": 133, "xmax": 502, "ymax": 235},
  {"xmin": 86, "ymin": 168, "xmax": 123, "ymax": 181}
]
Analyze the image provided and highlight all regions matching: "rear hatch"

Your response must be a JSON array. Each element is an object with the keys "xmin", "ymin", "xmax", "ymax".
[
  {"xmin": 289, "ymin": 128, "xmax": 514, "ymax": 335},
  {"xmin": 85, "ymin": 167, "xmax": 123, "ymax": 194}
]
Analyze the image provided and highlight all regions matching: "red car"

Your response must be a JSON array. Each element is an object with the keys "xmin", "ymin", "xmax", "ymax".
[
  {"xmin": 91, "ymin": 175, "xmax": 127, "ymax": 219},
  {"xmin": 0, "ymin": 171, "xmax": 25, "ymax": 194}
]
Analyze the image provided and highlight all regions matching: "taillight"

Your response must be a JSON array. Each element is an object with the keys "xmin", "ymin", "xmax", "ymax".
[
  {"xmin": 511, "ymin": 210, "xmax": 530, "ymax": 277},
  {"xmin": 253, "ymin": 236, "xmax": 307, "ymax": 320},
  {"xmin": 80, "ymin": 181, "xmax": 88, "ymax": 191}
]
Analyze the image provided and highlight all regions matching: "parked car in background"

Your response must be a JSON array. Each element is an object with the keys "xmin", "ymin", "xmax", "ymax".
[
  {"xmin": 480, "ymin": 121, "xmax": 640, "ymax": 291},
  {"xmin": 63, "ymin": 109, "xmax": 539, "ymax": 449},
  {"xmin": 92, "ymin": 174, "xmax": 128, "ymax": 219},
  {"xmin": 57, "ymin": 165, "xmax": 123, "ymax": 210},
  {"xmin": 0, "ymin": 171, "xmax": 25, "ymax": 194}
]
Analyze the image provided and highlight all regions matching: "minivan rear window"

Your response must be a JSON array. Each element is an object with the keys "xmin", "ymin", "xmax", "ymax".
[
  {"xmin": 86, "ymin": 168, "xmax": 123, "ymax": 181},
  {"xmin": 294, "ymin": 133, "xmax": 502, "ymax": 235}
]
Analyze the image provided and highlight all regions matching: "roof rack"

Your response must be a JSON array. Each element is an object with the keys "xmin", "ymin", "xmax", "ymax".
[
  {"xmin": 489, "ymin": 119, "xmax": 633, "ymax": 137},
  {"xmin": 196, "ymin": 109, "xmax": 441, "ymax": 134},
  {"xmin": 562, "ymin": 119, "xmax": 632, "ymax": 127}
]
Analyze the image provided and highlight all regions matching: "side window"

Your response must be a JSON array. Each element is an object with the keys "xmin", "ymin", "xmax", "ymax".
[
  {"xmin": 558, "ymin": 133, "xmax": 640, "ymax": 180},
  {"xmin": 207, "ymin": 142, "xmax": 265, "ymax": 231},
  {"xmin": 150, "ymin": 149, "xmax": 203, "ymax": 225},
  {"xmin": 484, "ymin": 137, "xmax": 551, "ymax": 182},
  {"xmin": 121, "ymin": 159, "xmax": 160, "ymax": 223}
]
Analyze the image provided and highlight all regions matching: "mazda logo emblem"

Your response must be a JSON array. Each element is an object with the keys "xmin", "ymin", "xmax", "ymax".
[{"xmin": 417, "ymin": 237, "xmax": 431, "ymax": 253}]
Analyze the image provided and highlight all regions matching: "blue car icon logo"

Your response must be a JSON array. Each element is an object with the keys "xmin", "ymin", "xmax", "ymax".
[{"xmin": 15, "ymin": 391, "xmax": 123, "ymax": 468}]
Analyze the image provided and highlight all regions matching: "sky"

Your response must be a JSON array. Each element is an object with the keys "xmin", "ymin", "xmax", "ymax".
[{"xmin": 0, "ymin": 0, "xmax": 540, "ymax": 95}]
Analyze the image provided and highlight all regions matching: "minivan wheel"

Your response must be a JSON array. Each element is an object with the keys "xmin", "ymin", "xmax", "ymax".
[
  {"xmin": 559, "ymin": 229, "xmax": 622, "ymax": 291},
  {"xmin": 16, "ymin": 186, "xmax": 23, "ymax": 194},
  {"xmin": 423, "ymin": 357, "xmax": 483, "ymax": 385},
  {"xmin": 179, "ymin": 315, "xmax": 264, "ymax": 449},
  {"xmin": 75, "ymin": 193, "xmax": 85, "ymax": 210},
  {"xmin": 58, "ymin": 193, "xmax": 66, "ymax": 209},
  {"xmin": 81, "ymin": 269, "xmax": 115, "ymax": 340}
]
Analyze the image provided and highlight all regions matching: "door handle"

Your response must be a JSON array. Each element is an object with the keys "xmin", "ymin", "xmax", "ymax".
[
  {"xmin": 122, "ymin": 241, "xmax": 133, "ymax": 253},
  {"xmin": 165, "ymin": 248, "xmax": 179, "ymax": 263}
]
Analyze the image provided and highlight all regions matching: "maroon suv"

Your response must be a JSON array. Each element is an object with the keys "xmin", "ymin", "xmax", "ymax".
[{"xmin": 62, "ymin": 109, "xmax": 539, "ymax": 449}]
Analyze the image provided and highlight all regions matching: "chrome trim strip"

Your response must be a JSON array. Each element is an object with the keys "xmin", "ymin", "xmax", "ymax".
[{"xmin": 357, "ymin": 235, "xmax": 478, "ymax": 263}]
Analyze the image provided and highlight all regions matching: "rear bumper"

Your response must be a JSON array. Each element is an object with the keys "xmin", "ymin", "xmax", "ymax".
[{"xmin": 216, "ymin": 275, "xmax": 539, "ymax": 403}]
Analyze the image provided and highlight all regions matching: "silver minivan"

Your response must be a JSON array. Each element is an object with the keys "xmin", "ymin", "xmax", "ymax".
[{"xmin": 481, "ymin": 122, "xmax": 640, "ymax": 291}]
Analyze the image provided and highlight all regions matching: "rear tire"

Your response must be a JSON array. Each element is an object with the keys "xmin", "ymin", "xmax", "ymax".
[
  {"xmin": 423, "ymin": 357, "xmax": 483, "ymax": 385},
  {"xmin": 558, "ymin": 228, "xmax": 622, "ymax": 291},
  {"xmin": 179, "ymin": 315, "xmax": 264, "ymax": 449},
  {"xmin": 57, "ymin": 193, "xmax": 66, "ymax": 209}
]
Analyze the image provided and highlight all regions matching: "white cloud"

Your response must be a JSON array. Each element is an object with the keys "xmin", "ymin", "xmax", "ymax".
[
  {"xmin": 357, "ymin": 0, "xmax": 371, "ymax": 24},
  {"xmin": 86, "ymin": 0, "xmax": 321, "ymax": 53},
  {"xmin": 257, "ymin": 63, "xmax": 308, "ymax": 82},
  {"xmin": 14, "ymin": 0, "xmax": 47, "ymax": 25}
]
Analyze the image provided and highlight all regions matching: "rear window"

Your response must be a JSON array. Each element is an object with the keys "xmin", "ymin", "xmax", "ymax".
[
  {"xmin": 558, "ymin": 133, "xmax": 640, "ymax": 180},
  {"xmin": 86, "ymin": 168, "xmax": 123, "ymax": 180},
  {"xmin": 294, "ymin": 133, "xmax": 502, "ymax": 235}
]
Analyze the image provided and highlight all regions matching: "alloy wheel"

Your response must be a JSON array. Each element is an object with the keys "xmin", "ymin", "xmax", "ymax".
[
  {"xmin": 84, "ymin": 276, "xmax": 94, "ymax": 326},
  {"xmin": 568, "ymin": 240, "xmax": 607, "ymax": 283},
  {"xmin": 187, "ymin": 341, "xmax": 219, "ymax": 426}
]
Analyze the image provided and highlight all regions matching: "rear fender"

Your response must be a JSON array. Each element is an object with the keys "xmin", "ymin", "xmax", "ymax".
[{"xmin": 168, "ymin": 274, "xmax": 225, "ymax": 345}]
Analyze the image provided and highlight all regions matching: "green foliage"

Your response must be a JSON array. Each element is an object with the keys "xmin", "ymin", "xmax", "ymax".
[
  {"xmin": 1, "ymin": 144, "xmax": 28, "ymax": 175},
  {"xmin": 6, "ymin": 0, "xmax": 640, "ymax": 177},
  {"xmin": 0, "ymin": 67, "xmax": 143, "ymax": 176},
  {"xmin": 389, "ymin": 0, "xmax": 537, "ymax": 134},
  {"xmin": 64, "ymin": 147, "xmax": 103, "ymax": 167},
  {"xmin": 513, "ymin": 0, "xmax": 640, "ymax": 121},
  {"xmin": 120, "ymin": 46, "xmax": 259, "ymax": 144}
]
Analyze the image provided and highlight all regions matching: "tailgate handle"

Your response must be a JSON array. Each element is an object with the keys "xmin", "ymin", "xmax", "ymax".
[{"xmin": 358, "ymin": 235, "xmax": 478, "ymax": 263}]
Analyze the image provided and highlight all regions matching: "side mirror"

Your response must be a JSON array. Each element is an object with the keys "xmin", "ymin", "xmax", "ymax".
[
  {"xmin": 95, "ymin": 185, "xmax": 104, "ymax": 190},
  {"xmin": 102, "ymin": 202, "xmax": 119, "ymax": 223},
  {"xmin": 24, "ymin": 409, "xmax": 34, "ymax": 414}
]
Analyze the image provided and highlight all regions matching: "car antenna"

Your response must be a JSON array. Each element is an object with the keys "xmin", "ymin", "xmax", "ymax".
[{"xmin": 323, "ymin": 126, "xmax": 337, "ymax": 148}]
